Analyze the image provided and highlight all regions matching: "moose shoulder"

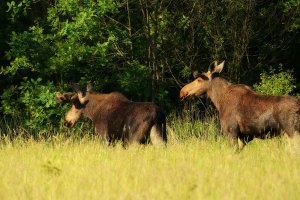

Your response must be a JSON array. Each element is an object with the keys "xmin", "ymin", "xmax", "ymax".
[
  {"xmin": 56, "ymin": 84, "xmax": 167, "ymax": 146},
  {"xmin": 180, "ymin": 61, "xmax": 300, "ymax": 150}
]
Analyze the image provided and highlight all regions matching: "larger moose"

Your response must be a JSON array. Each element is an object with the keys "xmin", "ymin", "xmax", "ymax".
[
  {"xmin": 56, "ymin": 83, "xmax": 167, "ymax": 146},
  {"xmin": 180, "ymin": 61, "xmax": 300, "ymax": 150}
]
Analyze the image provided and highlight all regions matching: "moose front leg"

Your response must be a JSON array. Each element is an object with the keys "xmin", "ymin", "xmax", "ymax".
[
  {"xmin": 238, "ymin": 134, "xmax": 254, "ymax": 150},
  {"xmin": 220, "ymin": 116, "xmax": 242, "ymax": 151},
  {"xmin": 94, "ymin": 124, "xmax": 109, "ymax": 145},
  {"xmin": 228, "ymin": 133, "xmax": 239, "ymax": 151},
  {"xmin": 224, "ymin": 126, "xmax": 241, "ymax": 152}
]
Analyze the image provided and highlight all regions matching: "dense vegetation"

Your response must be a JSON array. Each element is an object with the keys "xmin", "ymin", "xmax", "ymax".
[{"xmin": 0, "ymin": 0, "xmax": 299, "ymax": 133}]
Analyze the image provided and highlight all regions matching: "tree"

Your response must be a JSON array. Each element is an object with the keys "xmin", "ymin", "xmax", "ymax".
[{"xmin": 0, "ymin": 0, "xmax": 299, "ymax": 132}]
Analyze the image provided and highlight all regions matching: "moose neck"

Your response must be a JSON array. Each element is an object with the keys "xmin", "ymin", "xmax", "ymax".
[
  {"xmin": 206, "ymin": 77, "xmax": 231, "ymax": 111},
  {"xmin": 82, "ymin": 101, "xmax": 96, "ymax": 120},
  {"xmin": 81, "ymin": 94, "xmax": 105, "ymax": 121}
]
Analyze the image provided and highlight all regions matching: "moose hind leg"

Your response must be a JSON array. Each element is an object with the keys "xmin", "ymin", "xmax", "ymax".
[
  {"xmin": 150, "ymin": 123, "xmax": 166, "ymax": 147},
  {"xmin": 127, "ymin": 123, "xmax": 150, "ymax": 145}
]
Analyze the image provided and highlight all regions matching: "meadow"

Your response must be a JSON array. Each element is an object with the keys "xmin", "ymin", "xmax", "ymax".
[{"xmin": 0, "ymin": 116, "xmax": 299, "ymax": 200}]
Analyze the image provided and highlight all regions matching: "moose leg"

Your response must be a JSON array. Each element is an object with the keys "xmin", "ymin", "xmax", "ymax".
[
  {"xmin": 127, "ymin": 123, "xmax": 151, "ymax": 145},
  {"xmin": 225, "ymin": 127, "xmax": 241, "ymax": 152},
  {"xmin": 238, "ymin": 134, "xmax": 254, "ymax": 150},
  {"xmin": 228, "ymin": 134, "xmax": 238, "ymax": 151},
  {"xmin": 95, "ymin": 125, "xmax": 109, "ymax": 145},
  {"xmin": 237, "ymin": 138, "xmax": 245, "ymax": 150},
  {"xmin": 220, "ymin": 118, "xmax": 240, "ymax": 151},
  {"xmin": 150, "ymin": 123, "xmax": 166, "ymax": 147},
  {"xmin": 282, "ymin": 115, "xmax": 300, "ymax": 152}
]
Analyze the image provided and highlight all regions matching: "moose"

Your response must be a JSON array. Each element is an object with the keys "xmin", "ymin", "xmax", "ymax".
[
  {"xmin": 180, "ymin": 61, "xmax": 300, "ymax": 150},
  {"xmin": 56, "ymin": 83, "xmax": 167, "ymax": 146}
]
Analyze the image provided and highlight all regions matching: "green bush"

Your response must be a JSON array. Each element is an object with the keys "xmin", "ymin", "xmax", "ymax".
[
  {"xmin": 253, "ymin": 67, "xmax": 297, "ymax": 96},
  {"xmin": 1, "ymin": 78, "xmax": 64, "ymax": 131}
]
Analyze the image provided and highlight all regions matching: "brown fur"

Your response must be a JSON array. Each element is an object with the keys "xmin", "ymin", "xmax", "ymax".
[
  {"xmin": 56, "ymin": 84, "xmax": 167, "ymax": 146},
  {"xmin": 180, "ymin": 61, "xmax": 300, "ymax": 150}
]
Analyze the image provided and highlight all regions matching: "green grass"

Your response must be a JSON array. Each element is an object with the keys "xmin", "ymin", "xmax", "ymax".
[{"xmin": 0, "ymin": 118, "xmax": 299, "ymax": 200}]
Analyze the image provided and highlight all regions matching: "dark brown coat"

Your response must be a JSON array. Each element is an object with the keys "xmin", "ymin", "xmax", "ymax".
[
  {"xmin": 180, "ymin": 61, "xmax": 300, "ymax": 149},
  {"xmin": 56, "ymin": 84, "xmax": 167, "ymax": 146}
]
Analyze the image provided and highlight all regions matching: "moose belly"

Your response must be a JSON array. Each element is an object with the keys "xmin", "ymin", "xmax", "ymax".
[{"xmin": 237, "ymin": 115, "xmax": 281, "ymax": 138}]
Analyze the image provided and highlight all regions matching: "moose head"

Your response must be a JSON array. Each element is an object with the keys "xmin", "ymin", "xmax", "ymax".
[
  {"xmin": 180, "ymin": 61, "xmax": 225, "ymax": 100},
  {"xmin": 55, "ymin": 83, "xmax": 92, "ymax": 127}
]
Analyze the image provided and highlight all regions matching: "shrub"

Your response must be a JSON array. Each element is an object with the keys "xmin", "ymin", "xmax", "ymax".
[
  {"xmin": 1, "ymin": 78, "xmax": 64, "ymax": 132},
  {"xmin": 253, "ymin": 67, "xmax": 297, "ymax": 96}
]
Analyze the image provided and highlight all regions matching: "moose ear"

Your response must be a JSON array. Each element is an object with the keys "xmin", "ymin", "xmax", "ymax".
[
  {"xmin": 193, "ymin": 71, "xmax": 199, "ymax": 78},
  {"xmin": 86, "ymin": 82, "xmax": 93, "ymax": 92},
  {"xmin": 208, "ymin": 61, "xmax": 225, "ymax": 74},
  {"xmin": 71, "ymin": 83, "xmax": 88, "ymax": 104}
]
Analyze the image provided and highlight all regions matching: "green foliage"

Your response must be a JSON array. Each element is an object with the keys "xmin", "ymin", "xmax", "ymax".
[
  {"xmin": 0, "ymin": 0, "xmax": 300, "ymax": 133},
  {"xmin": 118, "ymin": 61, "xmax": 151, "ymax": 100},
  {"xmin": 6, "ymin": 0, "xmax": 34, "ymax": 22},
  {"xmin": 1, "ymin": 85, "xmax": 21, "ymax": 117},
  {"xmin": 1, "ymin": 78, "xmax": 63, "ymax": 131},
  {"xmin": 253, "ymin": 67, "xmax": 296, "ymax": 96},
  {"xmin": 1, "ymin": 0, "xmax": 127, "ymax": 131},
  {"xmin": 2, "ymin": 26, "xmax": 52, "ymax": 76},
  {"xmin": 19, "ymin": 78, "xmax": 60, "ymax": 129},
  {"xmin": 282, "ymin": 0, "xmax": 300, "ymax": 32}
]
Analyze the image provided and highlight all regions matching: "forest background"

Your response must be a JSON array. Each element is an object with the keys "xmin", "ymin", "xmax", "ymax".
[{"xmin": 0, "ymin": 0, "xmax": 299, "ymax": 133}]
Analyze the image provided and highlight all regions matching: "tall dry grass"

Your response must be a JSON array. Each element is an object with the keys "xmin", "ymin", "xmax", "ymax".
[{"xmin": 0, "ymin": 116, "xmax": 299, "ymax": 200}]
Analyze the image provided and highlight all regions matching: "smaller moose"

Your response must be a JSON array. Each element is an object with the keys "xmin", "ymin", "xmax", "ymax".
[
  {"xmin": 56, "ymin": 83, "xmax": 167, "ymax": 146},
  {"xmin": 180, "ymin": 61, "xmax": 300, "ymax": 150}
]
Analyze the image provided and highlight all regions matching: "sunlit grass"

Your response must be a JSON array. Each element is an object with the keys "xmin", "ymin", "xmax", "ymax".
[{"xmin": 0, "ymin": 117, "xmax": 299, "ymax": 200}]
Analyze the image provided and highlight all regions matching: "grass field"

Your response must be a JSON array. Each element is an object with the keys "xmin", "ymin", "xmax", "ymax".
[{"xmin": 0, "ymin": 117, "xmax": 299, "ymax": 200}]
